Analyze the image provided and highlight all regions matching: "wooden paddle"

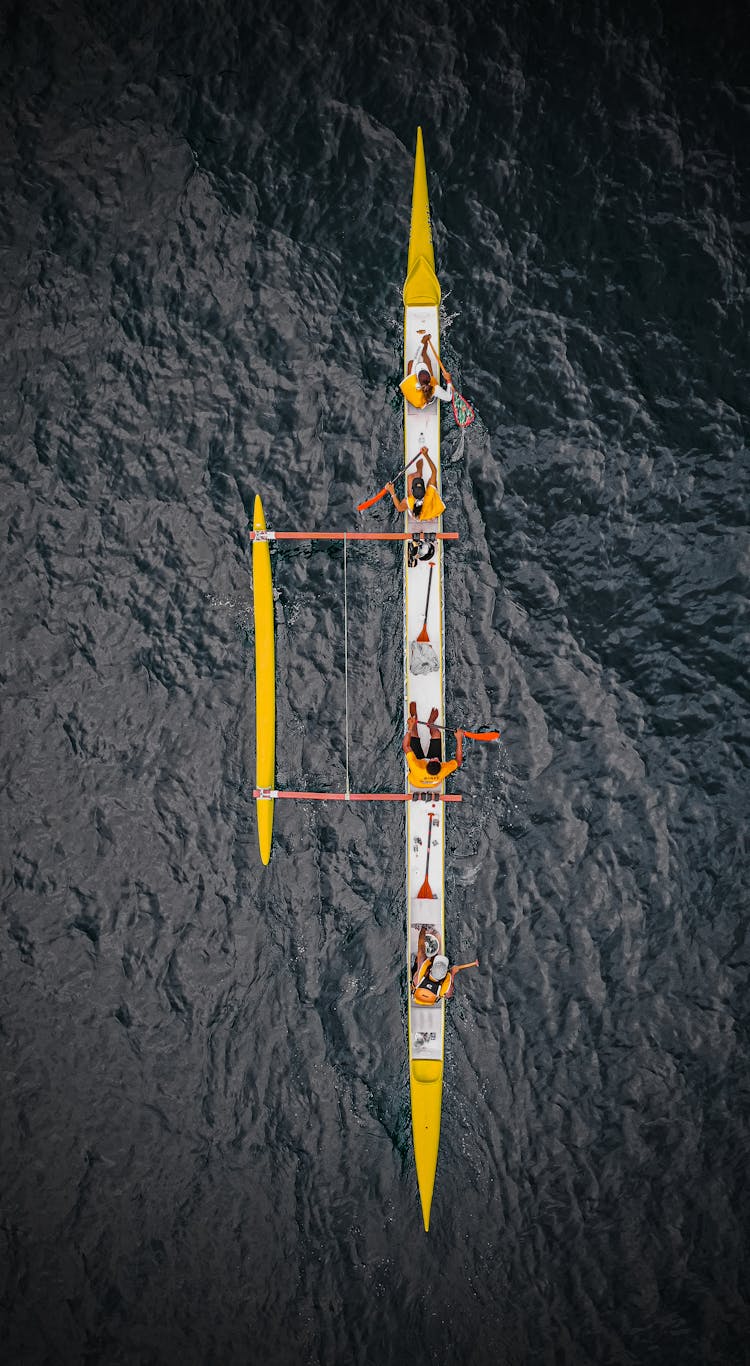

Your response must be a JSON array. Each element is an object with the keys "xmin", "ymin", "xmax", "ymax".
[
  {"xmin": 417, "ymin": 811, "xmax": 436, "ymax": 899},
  {"xmin": 416, "ymin": 563, "xmax": 434, "ymax": 643},
  {"xmin": 417, "ymin": 330, "xmax": 475, "ymax": 428},
  {"xmin": 417, "ymin": 721, "xmax": 500, "ymax": 742},
  {"xmin": 357, "ymin": 454, "xmax": 420, "ymax": 512}
]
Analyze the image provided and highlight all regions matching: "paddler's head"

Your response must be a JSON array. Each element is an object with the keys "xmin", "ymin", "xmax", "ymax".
[
  {"xmin": 431, "ymin": 955, "xmax": 449, "ymax": 981},
  {"xmin": 418, "ymin": 372, "xmax": 432, "ymax": 398},
  {"xmin": 426, "ymin": 759, "xmax": 442, "ymax": 777},
  {"xmin": 411, "ymin": 477, "xmax": 426, "ymax": 505}
]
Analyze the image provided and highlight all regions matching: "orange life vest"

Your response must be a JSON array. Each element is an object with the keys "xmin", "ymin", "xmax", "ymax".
[
  {"xmin": 400, "ymin": 372, "xmax": 434, "ymax": 408},
  {"xmin": 406, "ymin": 752, "xmax": 458, "ymax": 789},
  {"xmin": 408, "ymin": 486, "xmax": 446, "ymax": 520},
  {"xmin": 412, "ymin": 959, "xmax": 451, "ymax": 1004}
]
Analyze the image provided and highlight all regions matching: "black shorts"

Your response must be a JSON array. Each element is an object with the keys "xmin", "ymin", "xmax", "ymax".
[{"xmin": 409, "ymin": 735, "xmax": 442, "ymax": 762}]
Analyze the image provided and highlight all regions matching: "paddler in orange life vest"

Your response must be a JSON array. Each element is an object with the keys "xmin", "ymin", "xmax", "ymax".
[
  {"xmin": 403, "ymin": 702, "xmax": 463, "ymax": 789},
  {"xmin": 411, "ymin": 929, "xmax": 479, "ymax": 1005},
  {"xmin": 399, "ymin": 333, "xmax": 453, "ymax": 410},
  {"xmin": 385, "ymin": 447, "xmax": 446, "ymax": 523}
]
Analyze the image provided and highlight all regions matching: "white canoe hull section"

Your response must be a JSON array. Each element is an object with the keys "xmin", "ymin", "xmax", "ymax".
[{"xmin": 404, "ymin": 303, "xmax": 446, "ymax": 1067}]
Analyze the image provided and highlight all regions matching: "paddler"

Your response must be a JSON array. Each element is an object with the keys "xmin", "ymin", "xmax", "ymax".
[
  {"xmin": 411, "ymin": 928, "xmax": 479, "ymax": 1005},
  {"xmin": 403, "ymin": 703, "xmax": 463, "ymax": 789},
  {"xmin": 400, "ymin": 333, "xmax": 453, "ymax": 409},
  {"xmin": 386, "ymin": 447, "xmax": 446, "ymax": 522}
]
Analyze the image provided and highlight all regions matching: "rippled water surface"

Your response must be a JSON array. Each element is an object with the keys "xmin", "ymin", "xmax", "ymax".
[{"xmin": 2, "ymin": 2, "xmax": 748, "ymax": 1362}]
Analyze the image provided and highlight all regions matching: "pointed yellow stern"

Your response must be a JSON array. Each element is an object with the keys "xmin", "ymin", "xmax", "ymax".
[
  {"xmin": 403, "ymin": 127, "xmax": 441, "ymax": 308},
  {"xmin": 411, "ymin": 1058, "xmax": 444, "ymax": 1231}
]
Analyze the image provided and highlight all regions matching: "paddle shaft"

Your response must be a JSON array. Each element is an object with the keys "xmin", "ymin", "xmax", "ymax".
[
  {"xmin": 417, "ymin": 331, "xmax": 452, "ymax": 386},
  {"xmin": 417, "ymin": 811, "xmax": 435, "ymax": 899},
  {"xmin": 418, "ymin": 330, "xmax": 474, "ymax": 429},
  {"xmin": 416, "ymin": 563, "xmax": 434, "ymax": 642},
  {"xmin": 416, "ymin": 721, "xmax": 500, "ymax": 742},
  {"xmin": 357, "ymin": 454, "xmax": 420, "ymax": 512}
]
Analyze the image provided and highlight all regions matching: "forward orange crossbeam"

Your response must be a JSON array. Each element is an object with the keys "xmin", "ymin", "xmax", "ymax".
[{"xmin": 253, "ymin": 789, "xmax": 462, "ymax": 803}]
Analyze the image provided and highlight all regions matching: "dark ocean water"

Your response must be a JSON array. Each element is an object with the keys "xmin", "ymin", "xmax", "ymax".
[{"xmin": 1, "ymin": 1, "xmax": 748, "ymax": 1362}]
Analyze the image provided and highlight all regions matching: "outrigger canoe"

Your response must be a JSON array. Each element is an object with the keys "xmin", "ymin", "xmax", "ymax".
[
  {"xmin": 402, "ymin": 127, "xmax": 447, "ymax": 1231},
  {"xmin": 250, "ymin": 128, "xmax": 468, "ymax": 1230}
]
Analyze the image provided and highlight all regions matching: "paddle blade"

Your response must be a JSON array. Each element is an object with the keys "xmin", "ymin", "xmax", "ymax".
[
  {"xmin": 463, "ymin": 729, "xmax": 500, "ymax": 742},
  {"xmin": 452, "ymin": 392, "xmax": 475, "ymax": 428},
  {"xmin": 416, "ymin": 623, "xmax": 431, "ymax": 643},
  {"xmin": 357, "ymin": 487, "xmax": 387, "ymax": 512},
  {"xmin": 417, "ymin": 876, "xmax": 434, "ymax": 900}
]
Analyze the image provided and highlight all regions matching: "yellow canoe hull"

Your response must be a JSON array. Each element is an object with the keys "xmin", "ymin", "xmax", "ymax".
[
  {"xmin": 404, "ymin": 127, "xmax": 445, "ymax": 1231},
  {"xmin": 252, "ymin": 494, "xmax": 275, "ymax": 865},
  {"xmin": 410, "ymin": 1059, "xmax": 444, "ymax": 1231}
]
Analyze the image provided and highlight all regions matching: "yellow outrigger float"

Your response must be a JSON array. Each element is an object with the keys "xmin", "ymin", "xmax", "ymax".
[{"xmin": 402, "ymin": 128, "xmax": 447, "ymax": 1231}]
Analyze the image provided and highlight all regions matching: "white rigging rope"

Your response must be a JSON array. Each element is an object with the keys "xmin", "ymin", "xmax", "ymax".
[{"xmin": 343, "ymin": 534, "xmax": 351, "ymax": 799}]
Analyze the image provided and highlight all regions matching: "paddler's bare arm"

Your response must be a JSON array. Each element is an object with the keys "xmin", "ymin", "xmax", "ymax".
[
  {"xmin": 402, "ymin": 717, "xmax": 418, "ymax": 753},
  {"xmin": 386, "ymin": 482, "xmax": 408, "ymax": 512},
  {"xmin": 419, "ymin": 445, "xmax": 438, "ymax": 488}
]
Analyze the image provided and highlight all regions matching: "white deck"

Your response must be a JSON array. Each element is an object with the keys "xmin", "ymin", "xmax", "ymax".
[{"xmin": 403, "ymin": 304, "xmax": 446, "ymax": 1066}]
